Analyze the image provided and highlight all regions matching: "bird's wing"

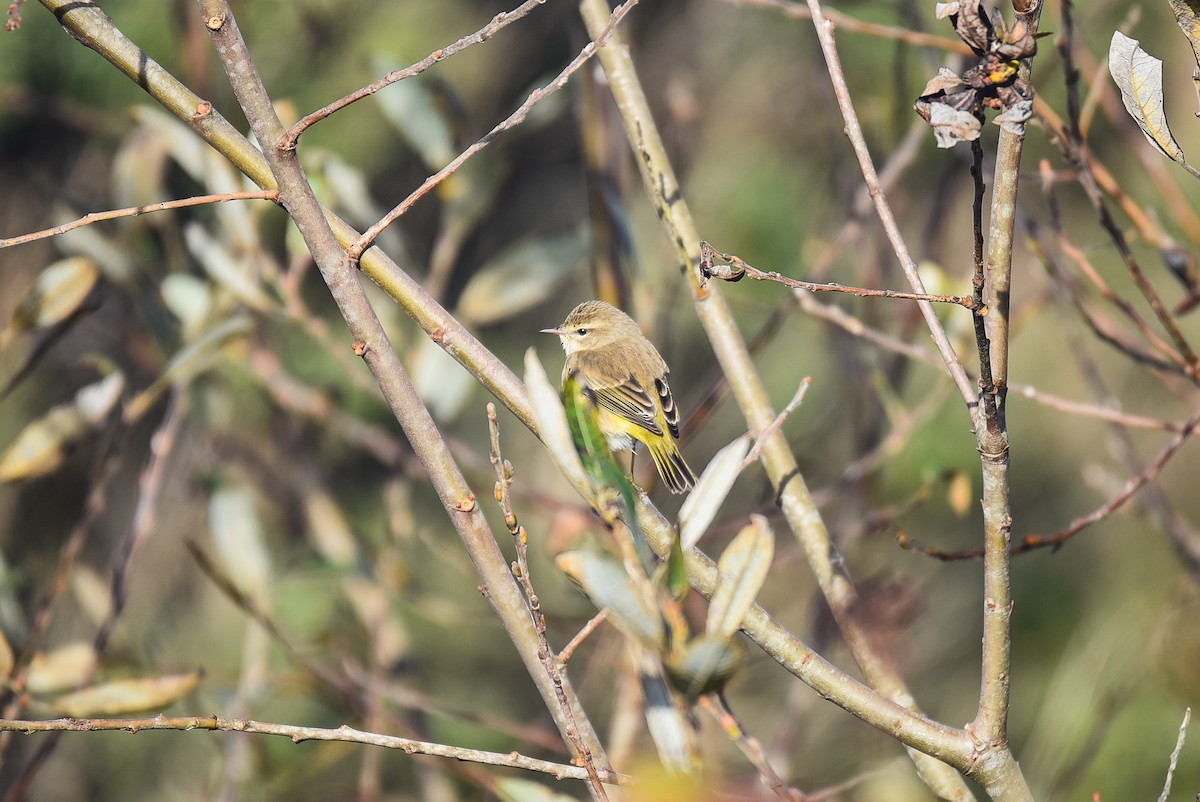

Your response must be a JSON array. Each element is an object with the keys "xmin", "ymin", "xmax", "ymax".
[
  {"xmin": 654, "ymin": 376, "xmax": 681, "ymax": 439},
  {"xmin": 589, "ymin": 375, "xmax": 663, "ymax": 436}
]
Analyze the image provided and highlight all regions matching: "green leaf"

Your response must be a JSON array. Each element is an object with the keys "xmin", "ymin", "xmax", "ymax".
[
  {"xmin": 665, "ymin": 530, "xmax": 689, "ymax": 601},
  {"xmin": 664, "ymin": 635, "xmax": 745, "ymax": 699},
  {"xmin": 556, "ymin": 550, "xmax": 664, "ymax": 649}
]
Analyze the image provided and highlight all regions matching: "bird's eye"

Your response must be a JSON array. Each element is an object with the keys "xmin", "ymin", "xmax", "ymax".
[{"xmin": 577, "ymin": 328, "xmax": 588, "ymax": 336}]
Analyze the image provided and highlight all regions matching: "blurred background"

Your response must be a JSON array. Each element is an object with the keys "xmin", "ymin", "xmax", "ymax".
[{"xmin": 1, "ymin": 0, "xmax": 1199, "ymax": 799}]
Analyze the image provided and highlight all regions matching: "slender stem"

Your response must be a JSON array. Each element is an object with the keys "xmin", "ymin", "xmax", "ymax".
[
  {"xmin": 700, "ymin": 241, "xmax": 982, "ymax": 310},
  {"xmin": 194, "ymin": 3, "xmax": 611, "ymax": 796},
  {"xmin": 0, "ymin": 716, "xmax": 625, "ymax": 783},
  {"xmin": 0, "ymin": 191, "xmax": 277, "ymax": 249}
]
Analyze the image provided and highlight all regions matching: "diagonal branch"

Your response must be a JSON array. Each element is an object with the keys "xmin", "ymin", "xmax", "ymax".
[{"xmin": 193, "ymin": 2, "xmax": 612, "ymax": 797}]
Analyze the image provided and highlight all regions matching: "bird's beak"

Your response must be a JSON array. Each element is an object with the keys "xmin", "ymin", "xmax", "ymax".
[{"xmin": 540, "ymin": 327, "xmax": 564, "ymax": 335}]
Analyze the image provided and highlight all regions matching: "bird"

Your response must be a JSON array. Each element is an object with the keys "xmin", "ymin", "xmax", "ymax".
[{"xmin": 542, "ymin": 300, "xmax": 696, "ymax": 494}]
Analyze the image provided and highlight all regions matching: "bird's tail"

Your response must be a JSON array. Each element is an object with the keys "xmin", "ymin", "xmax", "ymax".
[{"xmin": 647, "ymin": 439, "xmax": 697, "ymax": 494}]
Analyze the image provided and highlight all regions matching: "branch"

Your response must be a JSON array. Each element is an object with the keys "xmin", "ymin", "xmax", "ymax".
[
  {"xmin": 699, "ymin": 241, "xmax": 983, "ymax": 310},
  {"xmin": 194, "ymin": 1, "xmax": 612, "ymax": 795},
  {"xmin": 721, "ymin": 0, "xmax": 972, "ymax": 55},
  {"xmin": 346, "ymin": 0, "xmax": 640, "ymax": 262},
  {"xmin": 281, "ymin": 0, "xmax": 551, "ymax": 147},
  {"xmin": 0, "ymin": 716, "xmax": 626, "ymax": 784},
  {"xmin": 0, "ymin": 191, "xmax": 278, "ymax": 249}
]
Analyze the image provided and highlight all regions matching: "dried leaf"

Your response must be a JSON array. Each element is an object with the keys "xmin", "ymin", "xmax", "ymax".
[
  {"xmin": 1109, "ymin": 32, "xmax": 1187, "ymax": 165},
  {"xmin": 208, "ymin": 483, "xmax": 273, "ymax": 609},
  {"xmin": 935, "ymin": 2, "xmax": 960, "ymax": 20},
  {"xmin": 52, "ymin": 672, "xmax": 201, "ymax": 717},
  {"xmin": 455, "ymin": 231, "xmax": 587, "ymax": 327},
  {"xmin": 950, "ymin": 0, "xmax": 996, "ymax": 56},
  {"xmin": 410, "ymin": 337, "xmax": 476, "ymax": 423},
  {"xmin": 71, "ymin": 565, "xmax": 114, "ymax": 627},
  {"xmin": 160, "ymin": 274, "xmax": 215, "ymax": 342},
  {"xmin": 641, "ymin": 655, "xmax": 696, "ymax": 772},
  {"xmin": 917, "ymin": 101, "xmax": 983, "ymax": 148},
  {"xmin": 677, "ymin": 435, "xmax": 751, "ymax": 550},
  {"xmin": 494, "ymin": 778, "xmax": 579, "ymax": 802},
  {"xmin": 707, "ymin": 514, "xmax": 774, "ymax": 639},
  {"xmin": 183, "ymin": 223, "xmax": 274, "ymax": 312},
  {"xmin": 11, "ymin": 258, "xmax": 100, "ymax": 333},
  {"xmin": 0, "ymin": 371, "xmax": 125, "ymax": 483},
  {"xmin": 375, "ymin": 75, "xmax": 455, "ymax": 170},
  {"xmin": 993, "ymin": 99, "xmax": 1033, "ymax": 135},
  {"xmin": 946, "ymin": 469, "xmax": 974, "ymax": 517},
  {"xmin": 1168, "ymin": 0, "xmax": 1200, "ymax": 71},
  {"xmin": 0, "ymin": 631, "xmax": 13, "ymax": 680},
  {"xmin": 920, "ymin": 67, "xmax": 966, "ymax": 97},
  {"xmin": 111, "ymin": 127, "xmax": 168, "ymax": 212},
  {"xmin": 26, "ymin": 642, "xmax": 96, "ymax": 694},
  {"xmin": 303, "ymin": 488, "xmax": 359, "ymax": 568}
]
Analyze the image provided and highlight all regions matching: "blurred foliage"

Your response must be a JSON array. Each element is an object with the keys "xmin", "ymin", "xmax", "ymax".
[{"xmin": 1, "ymin": 0, "xmax": 1200, "ymax": 800}]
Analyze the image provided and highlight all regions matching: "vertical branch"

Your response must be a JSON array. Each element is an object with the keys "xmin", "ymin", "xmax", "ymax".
[
  {"xmin": 972, "ymin": 1, "xmax": 1044, "ymax": 754},
  {"xmin": 193, "ymin": 4, "xmax": 612, "ymax": 796}
]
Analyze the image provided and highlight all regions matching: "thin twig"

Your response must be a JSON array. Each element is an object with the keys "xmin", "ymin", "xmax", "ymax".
[
  {"xmin": 579, "ymin": 0, "xmax": 980, "ymax": 792},
  {"xmin": 741, "ymin": 378, "xmax": 812, "ymax": 470},
  {"xmin": 0, "ymin": 716, "xmax": 626, "ymax": 783},
  {"xmin": 1025, "ymin": 409, "xmax": 1200, "ymax": 553},
  {"xmin": 487, "ymin": 403, "xmax": 610, "ymax": 801},
  {"xmin": 1157, "ymin": 707, "xmax": 1191, "ymax": 802},
  {"xmin": 699, "ymin": 242, "xmax": 982, "ymax": 311},
  {"xmin": 721, "ymin": 0, "xmax": 971, "ymax": 55},
  {"xmin": 0, "ymin": 191, "xmax": 277, "ymax": 249},
  {"xmin": 282, "ymin": 0, "xmax": 552, "ymax": 147},
  {"xmin": 700, "ymin": 695, "xmax": 806, "ymax": 801},
  {"xmin": 899, "ymin": 407, "xmax": 1200, "ymax": 560},
  {"xmin": 0, "ymin": 437, "xmax": 124, "ymax": 777},
  {"xmin": 558, "ymin": 611, "xmax": 608, "ymax": 665},
  {"xmin": 347, "ymin": 0, "xmax": 640, "ymax": 262},
  {"xmin": 198, "ymin": 2, "xmax": 614, "ymax": 791}
]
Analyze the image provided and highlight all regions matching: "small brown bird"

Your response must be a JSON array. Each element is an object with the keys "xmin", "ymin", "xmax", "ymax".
[{"xmin": 542, "ymin": 300, "xmax": 697, "ymax": 494}]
